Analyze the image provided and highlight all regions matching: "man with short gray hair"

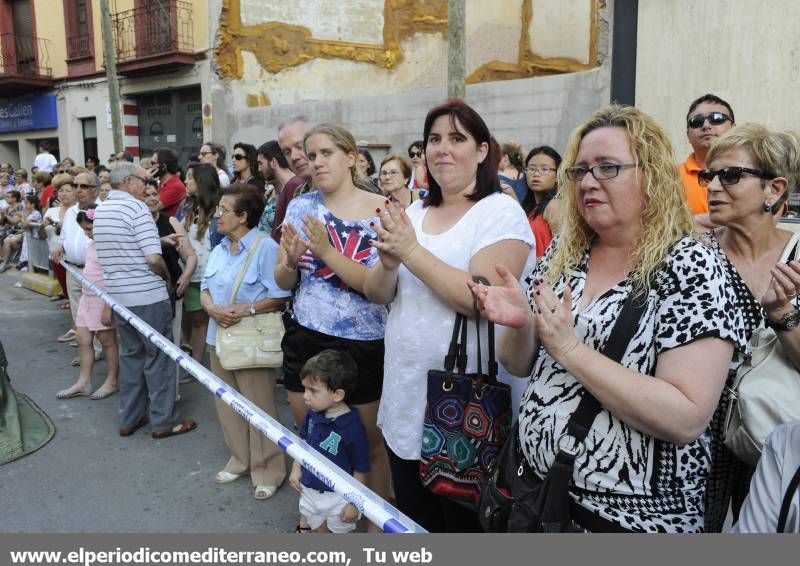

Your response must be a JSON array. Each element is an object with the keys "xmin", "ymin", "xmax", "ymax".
[{"xmin": 94, "ymin": 163, "xmax": 197, "ymax": 439}]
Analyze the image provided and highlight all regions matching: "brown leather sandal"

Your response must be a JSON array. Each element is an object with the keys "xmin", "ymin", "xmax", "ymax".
[
  {"xmin": 119, "ymin": 416, "xmax": 149, "ymax": 437},
  {"xmin": 151, "ymin": 419, "xmax": 197, "ymax": 439}
]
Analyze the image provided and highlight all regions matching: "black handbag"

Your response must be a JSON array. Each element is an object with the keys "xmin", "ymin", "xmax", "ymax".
[
  {"xmin": 419, "ymin": 276, "xmax": 512, "ymax": 509},
  {"xmin": 478, "ymin": 286, "xmax": 650, "ymax": 532}
]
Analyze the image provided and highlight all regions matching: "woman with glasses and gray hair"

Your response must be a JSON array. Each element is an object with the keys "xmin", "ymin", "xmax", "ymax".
[
  {"xmin": 472, "ymin": 105, "xmax": 746, "ymax": 532},
  {"xmin": 697, "ymin": 124, "xmax": 800, "ymax": 530}
]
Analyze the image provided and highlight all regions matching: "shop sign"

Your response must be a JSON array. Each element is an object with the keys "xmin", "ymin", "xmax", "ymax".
[{"xmin": 0, "ymin": 95, "xmax": 58, "ymax": 133}]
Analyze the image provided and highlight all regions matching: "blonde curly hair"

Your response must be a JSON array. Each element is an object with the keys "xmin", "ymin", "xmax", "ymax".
[{"xmin": 546, "ymin": 105, "xmax": 694, "ymax": 293}]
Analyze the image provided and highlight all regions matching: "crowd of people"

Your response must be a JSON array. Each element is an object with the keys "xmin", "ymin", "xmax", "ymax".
[{"xmin": 2, "ymin": 94, "xmax": 799, "ymax": 534}]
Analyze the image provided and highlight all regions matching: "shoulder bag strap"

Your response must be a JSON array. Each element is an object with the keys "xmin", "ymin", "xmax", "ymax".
[
  {"xmin": 471, "ymin": 275, "xmax": 498, "ymax": 383},
  {"xmin": 565, "ymin": 283, "xmax": 651, "ymax": 442},
  {"xmin": 777, "ymin": 464, "xmax": 800, "ymax": 533},
  {"xmin": 779, "ymin": 231, "xmax": 800, "ymax": 264},
  {"xmin": 227, "ymin": 232, "xmax": 265, "ymax": 305}
]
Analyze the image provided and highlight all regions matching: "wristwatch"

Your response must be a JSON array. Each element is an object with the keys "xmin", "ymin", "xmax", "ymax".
[
  {"xmin": 766, "ymin": 308, "xmax": 800, "ymax": 332},
  {"xmin": 249, "ymin": 303, "xmax": 256, "ymax": 317}
]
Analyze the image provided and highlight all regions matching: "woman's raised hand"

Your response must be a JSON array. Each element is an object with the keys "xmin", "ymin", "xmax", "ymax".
[
  {"xmin": 301, "ymin": 214, "xmax": 334, "ymax": 262},
  {"xmin": 530, "ymin": 278, "xmax": 579, "ymax": 364},
  {"xmin": 467, "ymin": 264, "xmax": 531, "ymax": 329},
  {"xmin": 762, "ymin": 260, "xmax": 800, "ymax": 320},
  {"xmin": 281, "ymin": 223, "xmax": 309, "ymax": 266},
  {"xmin": 370, "ymin": 199, "xmax": 419, "ymax": 263}
]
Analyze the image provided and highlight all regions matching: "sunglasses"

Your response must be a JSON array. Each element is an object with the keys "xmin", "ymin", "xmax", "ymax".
[
  {"xmin": 75, "ymin": 183, "xmax": 97, "ymax": 190},
  {"xmin": 687, "ymin": 112, "xmax": 732, "ymax": 129},
  {"xmin": 408, "ymin": 150, "xmax": 422, "ymax": 158},
  {"xmin": 697, "ymin": 166, "xmax": 775, "ymax": 188},
  {"xmin": 232, "ymin": 154, "xmax": 247, "ymax": 161}
]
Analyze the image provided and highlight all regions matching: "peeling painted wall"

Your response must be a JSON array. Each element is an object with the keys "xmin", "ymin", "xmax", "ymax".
[{"xmin": 213, "ymin": 0, "xmax": 603, "ymax": 110}]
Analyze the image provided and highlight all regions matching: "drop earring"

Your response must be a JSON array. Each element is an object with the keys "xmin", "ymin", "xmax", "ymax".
[{"xmin": 763, "ymin": 201, "xmax": 773, "ymax": 213}]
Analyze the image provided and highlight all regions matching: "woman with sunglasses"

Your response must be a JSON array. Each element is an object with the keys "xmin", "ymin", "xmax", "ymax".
[
  {"xmin": 231, "ymin": 143, "xmax": 265, "ymax": 192},
  {"xmin": 698, "ymin": 124, "xmax": 800, "ymax": 530},
  {"xmin": 472, "ymin": 105, "xmax": 745, "ymax": 533},
  {"xmin": 520, "ymin": 145, "xmax": 562, "ymax": 259},
  {"xmin": 407, "ymin": 140, "xmax": 428, "ymax": 194}
]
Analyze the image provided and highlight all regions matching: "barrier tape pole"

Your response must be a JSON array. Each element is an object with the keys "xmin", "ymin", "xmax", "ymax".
[{"xmin": 62, "ymin": 262, "xmax": 427, "ymax": 534}]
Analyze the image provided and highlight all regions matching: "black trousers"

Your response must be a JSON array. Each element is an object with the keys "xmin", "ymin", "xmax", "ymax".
[{"xmin": 385, "ymin": 441, "xmax": 482, "ymax": 533}]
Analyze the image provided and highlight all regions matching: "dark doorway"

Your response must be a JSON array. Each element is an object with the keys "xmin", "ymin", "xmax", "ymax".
[
  {"xmin": 137, "ymin": 86, "xmax": 201, "ymax": 170},
  {"xmin": 81, "ymin": 118, "xmax": 97, "ymax": 165}
]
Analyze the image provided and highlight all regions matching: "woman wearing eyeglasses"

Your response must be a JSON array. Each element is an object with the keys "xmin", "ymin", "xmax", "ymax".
[
  {"xmin": 472, "ymin": 105, "xmax": 745, "ymax": 532},
  {"xmin": 697, "ymin": 124, "xmax": 800, "ymax": 530},
  {"xmin": 201, "ymin": 183, "xmax": 291, "ymax": 500},
  {"xmin": 231, "ymin": 143, "xmax": 265, "ymax": 192},
  {"xmin": 520, "ymin": 145, "xmax": 562, "ymax": 259},
  {"xmin": 377, "ymin": 154, "xmax": 416, "ymax": 207}
]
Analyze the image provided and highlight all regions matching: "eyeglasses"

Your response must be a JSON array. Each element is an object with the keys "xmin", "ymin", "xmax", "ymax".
[
  {"xmin": 697, "ymin": 166, "xmax": 775, "ymax": 188},
  {"xmin": 379, "ymin": 170, "xmax": 401, "ymax": 178},
  {"xmin": 525, "ymin": 166, "xmax": 555, "ymax": 175},
  {"xmin": 75, "ymin": 183, "xmax": 97, "ymax": 190},
  {"xmin": 216, "ymin": 205, "xmax": 239, "ymax": 215},
  {"xmin": 198, "ymin": 151, "xmax": 214, "ymax": 157},
  {"xmin": 232, "ymin": 154, "xmax": 247, "ymax": 161},
  {"xmin": 687, "ymin": 112, "xmax": 732, "ymax": 129},
  {"xmin": 564, "ymin": 163, "xmax": 637, "ymax": 182},
  {"xmin": 408, "ymin": 150, "xmax": 422, "ymax": 158}
]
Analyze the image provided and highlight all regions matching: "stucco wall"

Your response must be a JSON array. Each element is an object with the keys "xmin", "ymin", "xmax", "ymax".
[
  {"xmin": 34, "ymin": 0, "xmax": 67, "ymax": 78},
  {"xmin": 636, "ymin": 0, "xmax": 800, "ymax": 162},
  {"xmin": 207, "ymin": 0, "xmax": 611, "ymax": 157}
]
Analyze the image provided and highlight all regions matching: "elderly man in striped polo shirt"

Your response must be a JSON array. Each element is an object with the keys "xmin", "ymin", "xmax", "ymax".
[{"xmin": 94, "ymin": 162, "xmax": 196, "ymax": 439}]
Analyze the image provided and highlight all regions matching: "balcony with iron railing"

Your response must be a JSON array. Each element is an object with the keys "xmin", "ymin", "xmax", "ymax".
[
  {"xmin": 111, "ymin": 0, "xmax": 201, "ymax": 75},
  {"xmin": 0, "ymin": 33, "xmax": 54, "ymax": 94},
  {"xmin": 67, "ymin": 33, "xmax": 93, "ymax": 60}
]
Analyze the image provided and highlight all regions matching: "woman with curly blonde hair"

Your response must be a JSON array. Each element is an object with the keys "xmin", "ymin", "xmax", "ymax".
[{"xmin": 470, "ymin": 105, "xmax": 746, "ymax": 532}]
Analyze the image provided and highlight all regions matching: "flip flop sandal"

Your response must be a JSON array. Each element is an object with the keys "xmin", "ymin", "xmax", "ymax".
[
  {"xmin": 151, "ymin": 419, "xmax": 197, "ymax": 439},
  {"xmin": 57, "ymin": 329, "xmax": 77, "ymax": 342},
  {"xmin": 90, "ymin": 386, "xmax": 118, "ymax": 400},
  {"xmin": 56, "ymin": 386, "xmax": 92, "ymax": 399}
]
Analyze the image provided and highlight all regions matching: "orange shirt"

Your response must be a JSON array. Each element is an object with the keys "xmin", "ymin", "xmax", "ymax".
[{"xmin": 680, "ymin": 153, "xmax": 709, "ymax": 214}]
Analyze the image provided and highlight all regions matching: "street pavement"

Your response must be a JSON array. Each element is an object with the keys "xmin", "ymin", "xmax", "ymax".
[{"xmin": 0, "ymin": 269, "xmax": 301, "ymax": 533}]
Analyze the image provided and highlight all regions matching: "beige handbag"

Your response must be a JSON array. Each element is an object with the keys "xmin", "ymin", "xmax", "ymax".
[
  {"xmin": 723, "ymin": 231, "xmax": 800, "ymax": 467},
  {"xmin": 215, "ymin": 233, "xmax": 284, "ymax": 370}
]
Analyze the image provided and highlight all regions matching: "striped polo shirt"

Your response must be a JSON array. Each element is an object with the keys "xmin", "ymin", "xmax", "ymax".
[{"xmin": 93, "ymin": 189, "xmax": 169, "ymax": 307}]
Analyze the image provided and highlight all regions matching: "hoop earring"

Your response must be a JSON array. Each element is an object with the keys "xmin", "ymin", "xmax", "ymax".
[{"xmin": 764, "ymin": 202, "xmax": 773, "ymax": 213}]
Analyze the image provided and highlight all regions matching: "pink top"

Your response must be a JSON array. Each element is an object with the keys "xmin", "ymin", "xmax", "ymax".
[{"xmin": 82, "ymin": 242, "xmax": 107, "ymax": 297}]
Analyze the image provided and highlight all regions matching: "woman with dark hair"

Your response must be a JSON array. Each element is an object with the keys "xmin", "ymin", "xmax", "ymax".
[
  {"xmin": 364, "ymin": 100, "xmax": 535, "ymax": 532},
  {"xmin": 407, "ymin": 140, "xmax": 428, "ymax": 192},
  {"xmin": 199, "ymin": 142, "xmax": 230, "ymax": 188},
  {"xmin": 520, "ymin": 145, "xmax": 562, "ymax": 259},
  {"xmin": 201, "ymin": 183, "xmax": 290, "ymax": 500},
  {"xmin": 357, "ymin": 148, "xmax": 380, "ymax": 192},
  {"xmin": 498, "ymin": 141, "xmax": 526, "ymax": 201},
  {"xmin": 231, "ymin": 143, "xmax": 265, "ymax": 191},
  {"xmin": 179, "ymin": 162, "xmax": 222, "ymax": 367}
]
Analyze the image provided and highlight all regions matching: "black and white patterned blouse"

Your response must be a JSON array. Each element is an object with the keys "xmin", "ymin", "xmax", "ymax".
[{"xmin": 518, "ymin": 236, "xmax": 746, "ymax": 533}]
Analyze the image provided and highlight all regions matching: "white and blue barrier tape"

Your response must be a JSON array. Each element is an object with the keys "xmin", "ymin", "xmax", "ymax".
[{"xmin": 62, "ymin": 261, "xmax": 427, "ymax": 534}]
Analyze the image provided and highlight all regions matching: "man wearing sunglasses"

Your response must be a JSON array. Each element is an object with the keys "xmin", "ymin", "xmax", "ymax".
[{"xmin": 680, "ymin": 94, "xmax": 736, "ymax": 228}]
